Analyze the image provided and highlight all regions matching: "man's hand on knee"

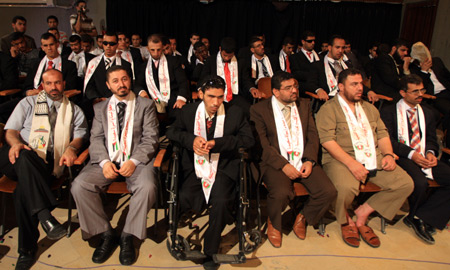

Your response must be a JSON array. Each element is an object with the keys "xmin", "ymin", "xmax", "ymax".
[
  {"xmin": 8, "ymin": 143, "xmax": 31, "ymax": 164},
  {"xmin": 103, "ymin": 161, "xmax": 119, "ymax": 180}
]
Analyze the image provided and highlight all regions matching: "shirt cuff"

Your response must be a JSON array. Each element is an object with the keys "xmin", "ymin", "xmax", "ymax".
[
  {"xmin": 315, "ymin": 88, "xmax": 322, "ymax": 94},
  {"xmin": 99, "ymin": 159, "xmax": 109, "ymax": 168},
  {"xmin": 177, "ymin": 96, "xmax": 187, "ymax": 102},
  {"xmin": 404, "ymin": 69, "xmax": 411, "ymax": 75},
  {"xmin": 138, "ymin": 90, "xmax": 146, "ymax": 96},
  {"xmin": 426, "ymin": 150, "xmax": 435, "ymax": 156},
  {"xmin": 407, "ymin": 150, "xmax": 415, "ymax": 160},
  {"xmin": 130, "ymin": 158, "xmax": 141, "ymax": 166}
]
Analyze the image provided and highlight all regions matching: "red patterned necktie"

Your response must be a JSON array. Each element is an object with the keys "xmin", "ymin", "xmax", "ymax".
[
  {"xmin": 285, "ymin": 55, "xmax": 291, "ymax": 73},
  {"xmin": 207, "ymin": 118, "xmax": 213, "ymax": 134},
  {"xmin": 307, "ymin": 51, "xmax": 312, "ymax": 61},
  {"xmin": 47, "ymin": 60, "xmax": 54, "ymax": 70},
  {"xmin": 407, "ymin": 108, "xmax": 421, "ymax": 152},
  {"xmin": 224, "ymin": 62, "xmax": 233, "ymax": 102}
]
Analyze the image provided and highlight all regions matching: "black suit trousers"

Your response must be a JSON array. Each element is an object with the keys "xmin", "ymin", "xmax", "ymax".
[
  {"xmin": 178, "ymin": 171, "xmax": 236, "ymax": 256},
  {"xmin": 0, "ymin": 145, "xmax": 57, "ymax": 252},
  {"xmin": 397, "ymin": 157, "xmax": 450, "ymax": 230}
]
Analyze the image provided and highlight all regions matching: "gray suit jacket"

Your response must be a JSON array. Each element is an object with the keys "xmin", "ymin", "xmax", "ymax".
[{"xmin": 89, "ymin": 95, "xmax": 159, "ymax": 165}]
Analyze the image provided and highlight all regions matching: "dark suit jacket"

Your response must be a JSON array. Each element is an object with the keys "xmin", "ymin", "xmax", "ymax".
[
  {"xmin": 166, "ymin": 102, "xmax": 254, "ymax": 181},
  {"xmin": 23, "ymin": 57, "xmax": 77, "ymax": 92},
  {"xmin": 380, "ymin": 103, "xmax": 438, "ymax": 158},
  {"xmin": 89, "ymin": 96, "xmax": 159, "ymax": 165},
  {"xmin": 371, "ymin": 53, "xmax": 402, "ymax": 99},
  {"xmin": 250, "ymin": 97, "xmax": 319, "ymax": 176},
  {"xmin": 1, "ymin": 33, "xmax": 36, "ymax": 54},
  {"xmin": 129, "ymin": 47, "xmax": 143, "ymax": 79},
  {"xmin": 304, "ymin": 57, "xmax": 352, "ymax": 94},
  {"xmin": 134, "ymin": 55, "xmax": 189, "ymax": 107},
  {"xmin": 198, "ymin": 55, "xmax": 252, "ymax": 100},
  {"xmin": 0, "ymin": 51, "xmax": 18, "ymax": 90},
  {"xmin": 240, "ymin": 54, "xmax": 280, "ymax": 91},
  {"xmin": 411, "ymin": 57, "xmax": 450, "ymax": 94},
  {"xmin": 85, "ymin": 57, "xmax": 133, "ymax": 100},
  {"xmin": 63, "ymin": 52, "xmax": 96, "ymax": 90},
  {"xmin": 291, "ymin": 51, "xmax": 320, "ymax": 86}
]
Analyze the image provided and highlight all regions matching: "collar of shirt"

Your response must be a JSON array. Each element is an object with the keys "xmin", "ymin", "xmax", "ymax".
[
  {"xmin": 110, "ymin": 94, "xmax": 129, "ymax": 108},
  {"xmin": 46, "ymin": 96, "xmax": 62, "ymax": 111},
  {"xmin": 280, "ymin": 50, "xmax": 287, "ymax": 58},
  {"xmin": 205, "ymin": 110, "xmax": 216, "ymax": 121},
  {"xmin": 327, "ymin": 56, "xmax": 338, "ymax": 65},
  {"xmin": 46, "ymin": 55, "xmax": 62, "ymax": 68},
  {"xmin": 104, "ymin": 55, "xmax": 114, "ymax": 63},
  {"xmin": 275, "ymin": 98, "xmax": 294, "ymax": 112}
]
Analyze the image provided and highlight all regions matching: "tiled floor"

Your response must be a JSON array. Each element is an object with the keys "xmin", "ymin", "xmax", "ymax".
[{"xmin": 1, "ymin": 193, "xmax": 449, "ymax": 270}]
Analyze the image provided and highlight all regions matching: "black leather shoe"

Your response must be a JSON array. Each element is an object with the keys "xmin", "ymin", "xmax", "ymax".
[
  {"xmin": 40, "ymin": 217, "xmax": 67, "ymax": 240},
  {"xmin": 92, "ymin": 233, "xmax": 118, "ymax": 264},
  {"xmin": 203, "ymin": 256, "xmax": 220, "ymax": 270},
  {"xmin": 15, "ymin": 249, "xmax": 36, "ymax": 270},
  {"xmin": 425, "ymin": 223, "xmax": 437, "ymax": 235},
  {"xmin": 119, "ymin": 235, "xmax": 136, "ymax": 265},
  {"xmin": 403, "ymin": 217, "xmax": 435, "ymax": 244}
]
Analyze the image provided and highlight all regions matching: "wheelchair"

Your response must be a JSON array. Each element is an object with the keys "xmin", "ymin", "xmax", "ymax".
[{"xmin": 165, "ymin": 144, "xmax": 262, "ymax": 264}]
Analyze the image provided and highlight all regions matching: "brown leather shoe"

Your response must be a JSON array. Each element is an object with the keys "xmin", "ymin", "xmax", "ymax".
[
  {"xmin": 293, "ymin": 213, "xmax": 307, "ymax": 240},
  {"xmin": 267, "ymin": 218, "xmax": 282, "ymax": 248}
]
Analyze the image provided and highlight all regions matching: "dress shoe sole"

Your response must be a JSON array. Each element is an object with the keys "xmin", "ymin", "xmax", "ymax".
[
  {"xmin": 293, "ymin": 230, "xmax": 306, "ymax": 240},
  {"xmin": 403, "ymin": 218, "xmax": 435, "ymax": 245},
  {"xmin": 47, "ymin": 229, "xmax": 67, "ymax": 241}
]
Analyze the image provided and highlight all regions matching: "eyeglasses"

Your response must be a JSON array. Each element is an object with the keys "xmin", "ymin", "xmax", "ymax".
[
  {"xmin": 103, "ymin": 41, "xmax": 118, "ymax": 46},
  {"xmin": 304, "ymin": 39, "xmax": 315, "ymax": 43},
  {"xmin": 407, "ymin": 89, "xmax": 427, "ymax": 95},
  {"xmin": 280, "ymin": 85, "xmax": 299, "ymax": 91}
]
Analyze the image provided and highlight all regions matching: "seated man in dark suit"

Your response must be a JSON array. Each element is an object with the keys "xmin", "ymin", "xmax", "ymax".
[
  {"xmin": 199, "ymin": 37, "xmax": 252, "ymax": 116},
  {"xmin": 242, "ymin": 36, "xmax": 280, "ymax": 100},
  {"xmin": 0, "ymin": 69, "xmax": 87, "ymax": 270},
  {"xmin": 250, "ymin": 71, "xmax": 336, "ymax": 248},
  {"xmin": 277, "ymin": 36, "xmax": 295, "ymax": 74},
  {"xmin": 304, "ymin": 35, "xmax": 377, "ymax": 103},
  {"xmin": 189, "ymin": 41, "xmax": 208, "ymax": 82},
  {"xmin": 117, "ymin": 32, "xmax": 143, "ymax": 80},
  {"xmin": 166, "ymin": 75, "xmax": 254, "ymax": 270},
  {"xmin": 134, "ymin": 34, "xmax": 189, "ymax": 121},
  {"xmin": 291, "ymin": 31, "xmax": 320, "ymax": 87},
  {"xmin": 71, "ymin": 66, "xmax": 159, "ymax": 266},
  {"xmin": 380, "ymin": 74, "xmax": 450, "ymax": 245},
  {"xmin": 66, "ymin": 34, "xmax": 95, "ymax": 90},
  {"xmin": 360, "ymin": 42, "xmax": 379, "ymax": 79},
  {"xmin": 371, "ymin": 39, "xmax": 411, "ymax": 100},
  {"xmin": 186, "ymin": 33, "xmax": 200, "ymax": 64}
]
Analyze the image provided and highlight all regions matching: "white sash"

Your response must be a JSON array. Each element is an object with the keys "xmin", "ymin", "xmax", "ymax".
[
  {"xmin": 187, "ymin": 44, "xmax": 194, "ymax": 64},
  {"xmin": 396, "ymin": 99, "xmax": 433, "ymax": 179},
  {"xmin": 324, "ymin": 55, "xmax": 348, "ymax": 96},
  {"xmin": 107, "ymin": 92, "xmax": 136, "ymax": 167},
  {"xmin": 193, "ymin": 102, "xmax": 225, "ymax": 203},
  {"xmin": 337, "ymin": 95, "xmax": 377, "ymax": 170},
  {"xmin": 118, "ymin": 50, "xmax": 135, "ymax": 80},
  {"xmin": 33, "ymin": 56, "xmax": 62, "ymax": 89},
  {"xmin": 279, "ymin": 50, "xmax": 287, "ymax": 71},
  {"xmin": 29, "ymin": 90, "xmax": 72, "ymax": 177},
  {"xmin": 251, "ymin": 54, "xmax": 274, "ymax": 80},
  {"xmin": 145, "ymin": 54, "xmax": 171, "ymax": 104},
  {"xmin": 216, "ymin": 52, "xmax": 239, "ymax": 100},
  {"xmin": 271, "ymin": 96, "xmax": 304, "ymax": 170},
  {"xmin": 84, "ymin": 54, "xmax": 122, "ymax": 93}
]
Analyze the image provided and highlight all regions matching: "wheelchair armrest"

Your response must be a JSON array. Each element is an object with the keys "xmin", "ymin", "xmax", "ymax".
[
  {"xmin": 74, "ymin": 148, "xmax": 89, "ymax": 166},
  {"xmin": 154, "ymin": 148, "xmax": 167, "ymax": 168}
]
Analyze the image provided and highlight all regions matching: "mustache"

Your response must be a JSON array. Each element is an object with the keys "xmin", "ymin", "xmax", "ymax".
[{"xmin": 118, "ymin": 86, "xmax": 127, "ymax": 91}]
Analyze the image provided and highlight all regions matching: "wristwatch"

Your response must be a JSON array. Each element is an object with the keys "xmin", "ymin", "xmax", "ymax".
[{"xmin": 302, "ymin": 158, "xmax": 316, "ymax": 167}]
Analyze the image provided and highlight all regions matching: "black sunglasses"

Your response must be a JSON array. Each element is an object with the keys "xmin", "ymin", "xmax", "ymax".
[
  {"xmin": 103, "ymin": 41, "xmax": 117, "ymax": 46},
  {"xmin": 304, "ymin": 39, "xmax": 315, "ymax": 43}
]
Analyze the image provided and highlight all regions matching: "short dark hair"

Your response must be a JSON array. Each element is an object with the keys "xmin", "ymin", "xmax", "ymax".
[
  {"xmin": 200, "ymin": 75, "xmax": 226, "ymax": 92},
  {"xmin": 103, "ymin": 31, "xmax": 118, "ymax": 42},
  {"xmin": 272, "ymin": 71, "xmax": 294, "ymax": 91},
  {"xmin": 116, "ymin": 32, "xmax": 130, "ymax": 40},
  {"xmin": 400, "ymin": 74, "xmax": 423, "ymax": 91},
  {"xmin": 106, "ymin": 65, "xmax": 130, "ymax": 81},
  {"xmin": 161, "ymin": 35, "xmax": 170, "ymax": 46},
  {"xmin": 344, "ymin": 39, "xmax": 351, "ymax": 45},
  {"xmin": 301, "ymin": 30, "xmax": 315, "ymax": 41},
  {"xmin": 378, "ymin": 43, "xmax": 390, "ymax": 54},
  {"xmin": 96, "ymin": 34, "xmax": 103, "ymax": 41},
  {"xmin": 11, "ymin": 32, "xmax": 24, "ymax": 42},
  {"xmin": 12, "ymin": 16, "xmax": 26, "ymax": 24},
  {"xmin": 47, "ymin": 15, "xmax": 58, "ymax": 23},
  {"xmin": 249, "ymin": 36, "xmax": 263, "ymax": 48},
  {"xmin": 220, "ymin": 37, "xmax": 236, "ymax": 53},
  {"xmin": 69, "ymin": 35, "xmax": 81, "ymax": 43},
  {"xmin": 41, "ymin": 32, "xmax": 57, "ymax": 43},
  {"xmin": 338, "ymin": 68, "xmax": 362, "ymax": 84},
  {"xmin": 147, "ymin": 34, "xmax": 162, "ymax": 44},
  {"xmin": 391, "ymin": 38, "xmax": 409, "ymax": 49},
  {"xmin": 194, "ymin": 41, "xmax": 206, "ymax": 51},
  {"xmin": 190, "ymin": 33, "xmax": 200, "ymax": 38},
  {"xmin": 48, "ymin": 27, "xmax": 59, "ymax": 33},
  {"xmin": 329, "ymin": 35, "xmax": 344, "ymax": 46},
  {"xmin": 80, "ymin": 34, "xmax": 94, "ymax": 44},
  {"xmin": 282, "ymin": 37, "xmax": 294, "ymax": 46},
  {"xmin": 75, "ymin": 0, "xmax": 86, "ymax": 7}
]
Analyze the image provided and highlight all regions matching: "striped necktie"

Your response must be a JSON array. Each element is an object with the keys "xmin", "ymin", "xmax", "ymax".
[
  {"xmin": 407, "ymin": 108, "xmax": 421, "ymax": 152},
  {"xmin": 117, "ymin": 102, "xmax": 126, "ymax": 139},
  {"xmin": 105, "ymin": 57, "xmax": 112, "ymax": 70}
]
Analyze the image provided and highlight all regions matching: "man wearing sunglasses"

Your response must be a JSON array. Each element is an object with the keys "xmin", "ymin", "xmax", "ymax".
[
  {"xmin": 291, "ymin": 31, "xmax": 320, "ymax": 87},
  {"xmin": 250, "ymin": 71, "xmax": 336, "ymax": 248},
  {"xmin": 84, "ymin": 32, "xmax": 132, "ymax": 106},
  {"xmin": 381, "ymin": 74, "xmax": 450, "ymax": 245},
  {"xmin": 167, "ymin": 75, "xmax": 254, "ymax": 269}
]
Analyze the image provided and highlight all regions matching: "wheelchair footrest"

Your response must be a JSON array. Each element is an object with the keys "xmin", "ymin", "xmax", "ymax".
[
  {"xmin": 213, "ymin": 253, "xmax": 246, "ymax": 264},
  {"xmin": 184, "ymin": 250, "xmax": 207, "ymax": 260}
]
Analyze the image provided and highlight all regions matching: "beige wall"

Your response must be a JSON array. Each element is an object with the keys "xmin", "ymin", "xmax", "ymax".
[{"xmin": 0, "ymin": 0, "xmax": 106, "ymax": 50}]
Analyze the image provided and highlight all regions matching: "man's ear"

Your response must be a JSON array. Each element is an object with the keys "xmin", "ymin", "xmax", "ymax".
[
  {"xmin": 106, "ymin": 81, "xmax": 111, "ymax": 90},
  {"xmin": 198, "ymin": 89, "xmax": 204, "ymax": 100},
  {"xmin": 399, "ymin": 89, "xmax": 406, "ymax": 98}
]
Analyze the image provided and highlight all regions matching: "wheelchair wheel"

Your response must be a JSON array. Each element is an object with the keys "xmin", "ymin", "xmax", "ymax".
[
  {"xmin": 166, "ymin": 234, "xmax": 191, "ymax": 261},
  {"xmin": 243, "ymin": 229, "xmax": 262, "ymax": 254}
]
